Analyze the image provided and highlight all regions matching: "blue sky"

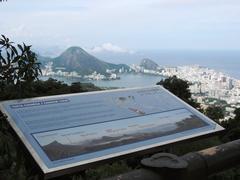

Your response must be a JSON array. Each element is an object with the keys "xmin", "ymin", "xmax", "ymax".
[{"xmin": 1, "ymin": 0, "xmax": 240, "ymax": 51}]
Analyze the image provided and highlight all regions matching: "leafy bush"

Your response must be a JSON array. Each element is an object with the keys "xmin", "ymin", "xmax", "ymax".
[
  {"xmin": 0, "ymin": 35, "xmax": 41, "ymax": 87},
  {"xmin": 157, "ymin": 75, "xmax": 200, "ymax": 109}
]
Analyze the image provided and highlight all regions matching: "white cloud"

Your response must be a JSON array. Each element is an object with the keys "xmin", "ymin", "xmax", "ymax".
[
  {"xmin": 4, "ymin": 24, "xmax": 34, "ymax": 40},
  {"xmin": 89, "ymin": 43, "xmax": 135, "ymax": 54}
]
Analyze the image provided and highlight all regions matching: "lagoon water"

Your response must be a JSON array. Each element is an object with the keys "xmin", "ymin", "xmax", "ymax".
[
  {"xmin": 41, "ymin": 74, "xmax": 164, "ymax": 88},
  {"xmin": 92, "ymin": 74, "xmax": 164, "ymax": 88}
]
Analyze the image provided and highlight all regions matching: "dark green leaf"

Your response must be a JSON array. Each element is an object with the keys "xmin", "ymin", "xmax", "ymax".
[
  {"xmin": 11, "ymin": 46, "xmax": 18, "ymax": 56},
  {"xmin": 6, "ymin": 51, "xmax": 10, "ymax": 65},
  {"xmin": 17, "ymin": 44, "xmax": 23, "ymax": 52},
  {"xmin": 12, "ymin": 56, "xmax": 19, "ymax": 63},
  {"xmin": 1, "ymin": 35, "xmax": 6, "ymax": 41}
]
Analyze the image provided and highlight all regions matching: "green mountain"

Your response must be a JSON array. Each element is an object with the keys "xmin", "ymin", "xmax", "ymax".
[{"xmin": 40, "ymin": 46, "xmax": 130, "ymax": 75}]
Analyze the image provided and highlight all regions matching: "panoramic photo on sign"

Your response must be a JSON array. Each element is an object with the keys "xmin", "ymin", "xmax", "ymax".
[{"xmin": 0, "ymin": 86, "xmax": 224, "ymax": 178}]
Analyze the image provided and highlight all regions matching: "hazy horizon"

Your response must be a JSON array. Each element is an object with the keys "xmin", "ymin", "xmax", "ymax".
[
  {"xmin": 1, "ymin": 0, "xmax": 240, "ymax": 78},
  {"xmin": 1, "ymin": 0, "xmax": 240, "ymax": 51}
]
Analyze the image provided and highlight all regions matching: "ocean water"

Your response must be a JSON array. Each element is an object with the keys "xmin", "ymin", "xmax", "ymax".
[
  {"xmin": 147, "ymin": 50, "xmax": 240, "ymax": 79},
  {"xmin": 94, "ymin": 50, "xmax": 240, "ymax": 79},
  {"xmin": 42, "ymin": 74, "xmax": 164, "ymax": 88}
]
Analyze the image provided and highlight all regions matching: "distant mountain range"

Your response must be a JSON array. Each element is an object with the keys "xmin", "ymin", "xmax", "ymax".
[{"xmin": 39, "ymin": 46, "xmax": 130, "ymax": 75}]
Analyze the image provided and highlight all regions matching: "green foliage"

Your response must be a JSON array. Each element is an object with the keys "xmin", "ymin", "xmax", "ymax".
[
  {"xmin": 204, "ymin": 106, "xmax": 224, "ymax": 123},
  {"xmin": 157, "ymin": 76, "xmax": 200, "ymax": 108},
  {"xmin": 204, "ymin": 98, "xmax": 227, "ymax": 106},
  {"xmin": 53, "ymin": 162, "xmax": 131, "ymax": 180},
  {"xmin": 171, "ymin": 137, "xmax": 222, "ymax": 156},
  {"xmin": 0, "ymin": 78, "xmax": 101, "ymax": 101},
  {"xmin": 234, "ymin": 108, "xmax": 240, "ymax": 120},
  {"xmin": 221, "ymin": 108, "xmax": 240, "ymax": 142},
  {"xmin": 209, "ymin": 166, "xmax": 240, "ymax": 180},
  {"xmin": 82, "ymin": 162, "xmax": 131, "ymax": 180},
  {"xmin": 157, "ymin": 76, "xmax": 191, "ymax": 101},
  {"xmin": 0, "ymin": 35, "xmax": 41, "ymax": 88},
  {"xmin": 0, "ymin": 111, "xmax": 40, "ymax": 180}
]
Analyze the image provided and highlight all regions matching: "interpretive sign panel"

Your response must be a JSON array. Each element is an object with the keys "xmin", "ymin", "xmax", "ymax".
[{"xmin": 0, "ymin": 86, "xmax": 224, "ymax": 178}]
